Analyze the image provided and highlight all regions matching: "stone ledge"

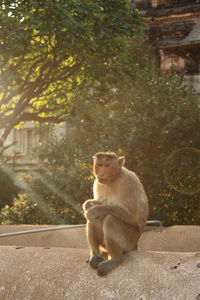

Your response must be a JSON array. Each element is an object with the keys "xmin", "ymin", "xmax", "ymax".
[
  {"xmin": 1, "ymin": 225, "xmax": 200, "ymax": 252},
  {"xmin": 0, "ymin": 225, "xmax": 89, "ymax": 249},
  {"xmin": 1, "ymin": 247, "xmax": 200, "ymax": 300}
]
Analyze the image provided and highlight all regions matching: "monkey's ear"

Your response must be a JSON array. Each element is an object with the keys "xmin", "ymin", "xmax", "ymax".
[{"xmin": 119, "ymin": 156, "xmax": 125, "ymax": 167}]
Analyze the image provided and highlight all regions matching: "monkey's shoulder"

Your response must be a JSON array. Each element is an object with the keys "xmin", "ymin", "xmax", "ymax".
[
  {"xmin": 121, "ymin": 167, "xmax": 142, "ymax": 184},
  {"xmin": 121, "ymin": 167, "xmax": 148, "ymax": 202}
]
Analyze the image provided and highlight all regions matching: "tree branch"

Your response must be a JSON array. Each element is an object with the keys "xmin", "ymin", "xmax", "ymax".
[
  {"xmin": 17, "ymin": 112, "xmax": 65, "ymax": 124},
  {"xmin": 0, "ymin": 152, "xmax": 17, "ymax": 166}
]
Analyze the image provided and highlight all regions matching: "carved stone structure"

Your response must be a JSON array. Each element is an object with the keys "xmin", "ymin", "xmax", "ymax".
[
  {"xmin": 134, "ymin": 0, "xmax": 200, "ymax": 88},
  {"xmin": 163, "ymin": 17, "xmax": 200, "ymax": 64},
  {"xmin": 3, "ymin": 122, "xmax": 67, "ymax": 178}
]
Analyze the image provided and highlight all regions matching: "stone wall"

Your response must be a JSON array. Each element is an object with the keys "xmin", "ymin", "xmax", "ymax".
[
  {"xmin": 1, "ymin": 225, "xmax": 200, "ymax": 300},
  {"xmin": 1, "ymin": 225, "xmax": 200, "ymax": 252}
]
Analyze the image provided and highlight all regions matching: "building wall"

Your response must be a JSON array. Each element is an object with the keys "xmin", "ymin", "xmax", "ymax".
[{"xmin": 4, "ymin": 122, "xmax": 67, "ymax": 174}]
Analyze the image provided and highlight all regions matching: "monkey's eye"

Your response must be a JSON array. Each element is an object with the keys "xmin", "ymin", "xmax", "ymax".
[
  {"xmin": 98, "ymin": 164, "xmax": 103, "ymax": 167},
  {"xmin": 105, "ymin": 164, "xmax": 110, "ymax": 167}
]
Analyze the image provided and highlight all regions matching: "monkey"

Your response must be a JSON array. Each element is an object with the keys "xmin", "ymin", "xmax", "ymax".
[{"xmin": 82, "ymin": 152, "xmax": 149, "ymax": 276}]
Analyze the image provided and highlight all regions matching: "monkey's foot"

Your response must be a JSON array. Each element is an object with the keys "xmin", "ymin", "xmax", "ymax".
[
  {"xmin": 97, "ymin": 260, "xmax": 118, "ymax": 276},
  {"xmin": 89, "ymin": 254, "xmax": 104, "ymax": 269}
]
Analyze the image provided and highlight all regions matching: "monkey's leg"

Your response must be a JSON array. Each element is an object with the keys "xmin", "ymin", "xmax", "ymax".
[
  {"xmin": 96, "ymin": 215, "xmax": 122, "ymax": 275},
  {"xmin": 86, "ymin": 218, "xmax": 105, "ymax": 268},
  {"xmin": 97, "ymin": 215, "xmax": 141, "ymax": 276}
]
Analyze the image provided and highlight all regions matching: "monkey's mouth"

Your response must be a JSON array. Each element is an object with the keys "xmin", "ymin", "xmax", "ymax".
[{"xmin": 98, "ymin": 179, "xmax": 108, "ymax": 185}]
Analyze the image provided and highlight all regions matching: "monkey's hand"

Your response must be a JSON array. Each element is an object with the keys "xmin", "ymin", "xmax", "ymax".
[
  {"xmin": 84, "ymin": 206, "xmax": 101, "ymax": 222},
  {"xmin": 82, "ymin": 199, "xmax": 95, "ymax": 212},
  {"xmin": 82, "ymin": 199, "xmax": 102, "ymax": 212}
]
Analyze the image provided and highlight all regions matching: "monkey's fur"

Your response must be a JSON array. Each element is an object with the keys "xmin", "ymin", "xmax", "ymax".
[{"xmin": 82, "ymin": 152, "xmax": 149, "ymax": 276}]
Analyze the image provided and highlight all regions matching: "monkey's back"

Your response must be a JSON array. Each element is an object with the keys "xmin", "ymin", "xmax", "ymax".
[{"xmin": 119, "ymin": 167, "xmax": 149, "ymax": 229}]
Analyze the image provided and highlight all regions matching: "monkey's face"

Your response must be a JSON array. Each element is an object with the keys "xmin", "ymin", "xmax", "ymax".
[{"xmin": 93, "ymin": 158, "xmax": 122, "ymax": 185}]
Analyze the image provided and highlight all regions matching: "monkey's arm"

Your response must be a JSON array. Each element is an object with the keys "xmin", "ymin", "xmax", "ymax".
[
  {"xmin": 85, "ymin": 205, "xmax": 138, "ymax": 226},
  {"xmin": 82, "ymin": 199, "xmax": 102, "ymax": 212}
]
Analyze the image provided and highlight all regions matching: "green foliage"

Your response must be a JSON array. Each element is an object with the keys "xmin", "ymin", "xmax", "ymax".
[
  {"xmin": 37, "ymin": 37, "xmax": 200, "ymax": 226},
  {"xmin": 163, "ymin": 148, "xmax": 200, "ymax": 195},
  {"xmin": 1, "ymin": 36, "xmax": 200, "ymax": 225},
  {"xmin": 0, "ymin": 192, "xmax": 84, "ymax": 225},
  {"xmin": 0, "ymin": 165, "xmax": 20, "ymax": 210},
  {"xmin": 0, "ymin": 0, "xmax": 144, "ymax": 144},
  {"xmin": 1, "ymin": 194, "xmax": 41, "ymax": 225}
]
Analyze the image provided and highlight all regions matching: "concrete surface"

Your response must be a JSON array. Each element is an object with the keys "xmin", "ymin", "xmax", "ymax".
[
  {"xmin": 139, "ymin": 225, "xmax": 200, "ymax": 252},
  {"xmin": 1, "ymin": 225, "xmax": 200, "ymax": 299},
  {"xmin": 1, "ymin": 247, "xmax": 200, "ymax": 300},
  {"xmin": 1, "ymin": 225, "xmax": 200, "ymax": 252}
]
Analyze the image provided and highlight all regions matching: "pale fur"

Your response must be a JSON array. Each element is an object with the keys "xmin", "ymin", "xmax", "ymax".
[
  {"xmin": 93, "ymin": 166, "xmax": 149, "ymax": 231},
  {"xmin": 82, "ymin": 153, "xmax": 149, "ymax": 276}
]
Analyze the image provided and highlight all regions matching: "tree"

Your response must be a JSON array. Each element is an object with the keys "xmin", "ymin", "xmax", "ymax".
[
  {"xmin": 0, "ymin": 0, "xmax": 144, "ymax": 154},
  {"xmin": 2, "ymin": 36, "xmax": 200, "ymax": 225}
]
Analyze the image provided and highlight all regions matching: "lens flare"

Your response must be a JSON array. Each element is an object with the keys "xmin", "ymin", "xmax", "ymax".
[{"xmin": 163, "ymin": 147, "xmax": 200, "ymax": 194}]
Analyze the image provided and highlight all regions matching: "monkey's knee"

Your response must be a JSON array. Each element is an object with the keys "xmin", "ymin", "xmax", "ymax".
[
  {"xmin": 103, "ymin": 215, "xmax": 123, "ymax": 254},
  {"xmin": 103, "ymin": 215, "xmax": 138, "ymax": 259},
  {"xmin": 89, "ymin": 254, "xmax": 104, "ymax": 269}
]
